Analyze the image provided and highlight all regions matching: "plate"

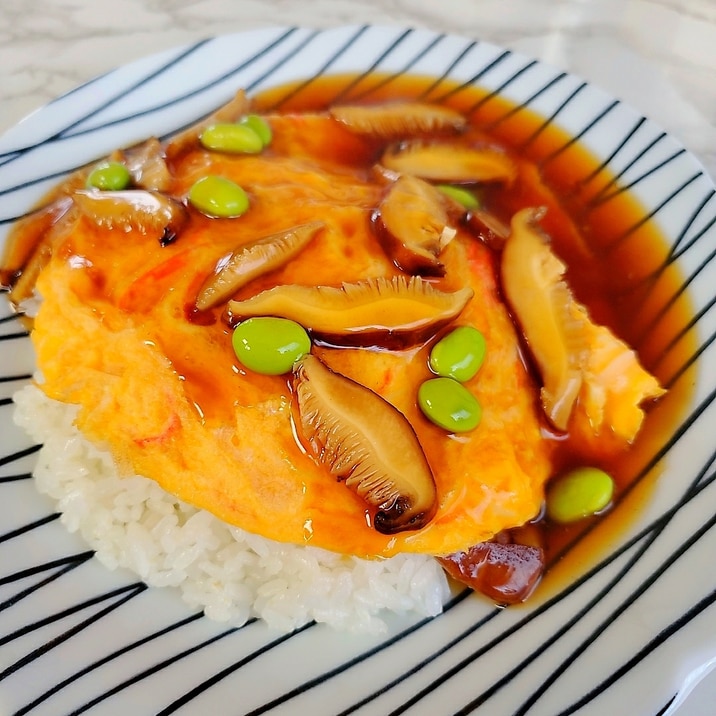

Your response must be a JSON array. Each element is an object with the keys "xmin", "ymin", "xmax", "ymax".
[{"xmin": 2, "ymin": 25, "xmax": 716, "ymax": 716}]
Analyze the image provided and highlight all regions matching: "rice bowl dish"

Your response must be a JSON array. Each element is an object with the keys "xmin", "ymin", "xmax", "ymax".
[{"xmin": 1, "ymin": 71, "xmax": 683, "ymax": 635}]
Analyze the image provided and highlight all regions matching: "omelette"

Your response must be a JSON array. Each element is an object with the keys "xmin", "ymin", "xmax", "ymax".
[{"xmin": 1, "ymin": 86, "xmax": 664, "ymax": 604}]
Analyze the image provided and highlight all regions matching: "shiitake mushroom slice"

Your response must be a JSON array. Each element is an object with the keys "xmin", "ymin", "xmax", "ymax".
[
  {"xmin": 439, "ymin": 193, "xmax": 510, "ymax": 251},
  {"xmin": 0, "ymin": 163, "xmax": 97, "ymax": 302},
  {"xmin": 111, "ymin": 137, "xmax": 171, "ymax": 192},
  {"xmin": 292, "ymin": 354, "xmax": 438, "ymax": 534},
  {"xmin": 225, "ymin": 275, "xmax": 473, "ymax": 349},
  {"xmin": 73, "ymin": 189, "xmax": 189, "ymax": 241},
  {"xmin": 502, "ymin": 207, "xmax": 665, "ymax": 439},
  {"xmin": 500, "ymin": 207, "xmax": 587, "ymax": 431},
  {"xmin": 329, "ymin": 102, "xmax": 466, "ymax": 138},
  {"xmin": 0, "ymin": 197, "xmax": 74, "ymax": 297},
  {"xmin": 380, "ymin": 141, "xmax": 517, "ymax": 184},
  {"xmin": 195, "ymin": 221, "xmax": 325, "ymax": 311},
  {"xmin": 371, "ymin": 175, "xmax": 456, "ymax": 276},
  {"xmin": 463, "ymin": 208, "xmax": 511, "ymax": 250}
]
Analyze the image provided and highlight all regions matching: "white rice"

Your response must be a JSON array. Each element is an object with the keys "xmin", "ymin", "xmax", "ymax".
[{"xmin": 13, "ymin": 383, "xmax": 450, "ymax": 634}]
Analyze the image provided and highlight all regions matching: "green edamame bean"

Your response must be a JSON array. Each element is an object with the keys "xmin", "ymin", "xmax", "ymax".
[
  {"xmin": 188, "ymin": 175, "xmax": 249, "ymax": 218},
  {"xmin": 429, "ymin": 326, "xmax": 486, "ymax": 382},
  {"xmin": 418, "ymin": 377, "xmax": 482, "ymax": 432},
  {"xmin": 200, "ymin": 123, "xmax": 264, "ymax": 154},
  {"xmin": 232, "ymin": 317, "xmax": 311, "ymax": 375},
  {"xmin": 546, "ymin": 467, "xmax": 615, "ymax": 523},
  {"xmin": 240, "ymin": 115, "xmax": 272, "ymax": 146},
  {"xmin": 86, "ymin": 161, "xmax": 131, "ymax": 191},
  {"xmin": 437, "ymin": 184, "xmax": 480, "ymax": 209}
]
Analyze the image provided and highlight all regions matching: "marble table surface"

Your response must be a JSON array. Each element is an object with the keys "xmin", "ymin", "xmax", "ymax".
[
  {"xmin": 2, "ymin": 0, "xmax": 715, "ymax": 181},
  {"xmin": 1, "ymin": 1, "xmax": 715, "ymax": 714}
]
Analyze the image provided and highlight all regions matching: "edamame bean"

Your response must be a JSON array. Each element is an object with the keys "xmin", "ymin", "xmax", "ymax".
[
  {"xmin": 437, "ymin": 184, "xmax": 480, "ymax": 209},
  {"xmin": 86, "ymin": 161, "xmax": 131, "ymax": 191},
  {"xmin": 240, "ymin": 115, "xmax": 272, "ymax": 146},
  {"xmin": 232, "ymin": 317, "xmax": 311, "ymax": 375},
  {"xmin": 188, "ymin": 175, "xmax": 249, "ymax": 218},
  {"xmin": 200, "ymin": 123, "xmax": 264, "ymax": 154},
  {"xmin": 546, "ymin": 467, "xmax": 615, "ymax": 523},
  {"xmin": 429, "ymin": 326, "xmax": 486, "ymax": 382},
  {"xmin": 418, "ymin": 377, "xmax": 482, "ymax": 432}
]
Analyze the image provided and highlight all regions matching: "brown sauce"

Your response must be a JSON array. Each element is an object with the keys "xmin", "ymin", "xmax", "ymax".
[
  {"xmin": 251, "ymin": 74, "xmax": 696, "ymax": 578},
  {"xmin": 0, "ymin": 72, "xmax": 697, "ymax": 595}
]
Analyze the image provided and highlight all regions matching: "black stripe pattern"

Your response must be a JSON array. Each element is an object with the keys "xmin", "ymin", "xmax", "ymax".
[{"xmin": 1, "ymin": 24, "xmax": 716, "ymax": 715}]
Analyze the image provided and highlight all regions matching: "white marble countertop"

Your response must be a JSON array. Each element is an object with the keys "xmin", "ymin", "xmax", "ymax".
[
  {"xmin": 1, "ymin": 1, "xmax": 716, "ymax": 714},
  {"xmin": 2, "ymin": 0, "xmax": 715, "ymax": 179}
]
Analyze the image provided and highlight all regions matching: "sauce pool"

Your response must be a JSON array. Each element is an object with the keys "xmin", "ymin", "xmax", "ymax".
[{"xmin": 0, "ymin": 72, "xmax": 698, "ymax": 595}]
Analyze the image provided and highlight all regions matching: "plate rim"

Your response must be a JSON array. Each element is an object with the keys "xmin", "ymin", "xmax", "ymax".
[{"xmin": 2, "ymin": 23, "xmax": 716, "ymax": 716}]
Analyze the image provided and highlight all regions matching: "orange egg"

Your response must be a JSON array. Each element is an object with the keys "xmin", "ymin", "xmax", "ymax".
[{"xmin": 29, "ymin": 111, "xmax": 554, "ymax": 558}]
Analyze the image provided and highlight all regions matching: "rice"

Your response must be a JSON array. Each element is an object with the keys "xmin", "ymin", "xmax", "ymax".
[{"xmin": 13, "ymin": 382, "xmax": 450, "ymax": 633}]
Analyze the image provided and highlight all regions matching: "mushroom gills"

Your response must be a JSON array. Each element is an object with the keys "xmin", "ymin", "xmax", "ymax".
[
  {"xmin": 372, "ymin": 174, "xmax": 456, "ymax": 276},
  {"xmin": 500, "ymin": 208, "xmax": 587, "ymax": 430},
  {"xmin": 225, "ymin": 275, "xmax": 473, "ymax": 349},
  {"xmin": 329, "ymin": 101, "xmax": 466, "ymax": 138},
  {"xmin": 500, "ymin": 207, "xmax": 665, "ymax": 439},
  {"xmin": 195, "ymin": 221, "xmax": 325, "ymax": 310},
  {"xmin": 292, "ymin": 354, "xmax": 437, "ymax": 534}
]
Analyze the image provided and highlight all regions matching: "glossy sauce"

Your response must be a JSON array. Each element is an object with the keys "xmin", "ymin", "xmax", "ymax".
[
  {"xmin": 1, "ymin": 73, "xmax": 697, "ymax": 581},
  {"xmin": 255, "ymin": 76, "xmax": 691, "ymax": 358},
  {"xmin": 252, "ymin": 74, "xmax": 697, "ymax": 570}
]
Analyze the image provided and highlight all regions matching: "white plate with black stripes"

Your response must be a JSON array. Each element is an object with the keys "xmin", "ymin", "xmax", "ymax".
[{"xmin": 2, "ymin": 25, "xmax": 716, "ymax": 716}]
